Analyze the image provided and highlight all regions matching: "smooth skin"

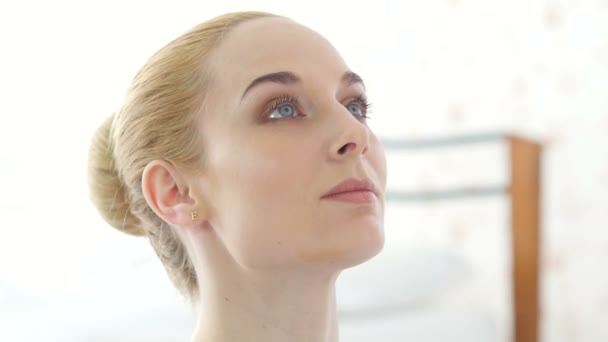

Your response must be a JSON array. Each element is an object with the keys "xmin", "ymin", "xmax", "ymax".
[{"xmin": 142, "ymin": 16, "xmax": 387, "ymax": 342}]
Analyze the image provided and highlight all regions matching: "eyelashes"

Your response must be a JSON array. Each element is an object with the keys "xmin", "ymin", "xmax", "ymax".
[
  {"xmin": 264, "ymin": 93, "xmax": 373, "ymax": 120},
  {"xmin": 266, "ymin": 94, "xmax": 301, "ymax": 115},
  {"xmin": 351, "ymin": 95, "xmax": 373, "ymax": 118}
]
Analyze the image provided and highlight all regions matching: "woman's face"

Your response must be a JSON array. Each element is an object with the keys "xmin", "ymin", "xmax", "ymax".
[{"xmin": 195, "ymin": 17, "xmax": 387, "ymax": 273}]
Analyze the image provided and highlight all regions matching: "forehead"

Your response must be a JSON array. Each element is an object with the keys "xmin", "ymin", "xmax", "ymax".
[{"xmin": 206, "ymin": 17, "xmax": 348, "ymax": 90}]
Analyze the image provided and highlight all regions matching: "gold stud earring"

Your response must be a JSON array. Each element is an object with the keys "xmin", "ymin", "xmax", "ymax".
[{"xmin": 191, "ymin": 211, "xmax": 199, "ymax": 221}]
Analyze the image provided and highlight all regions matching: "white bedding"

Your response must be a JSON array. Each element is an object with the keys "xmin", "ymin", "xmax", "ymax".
[{"xmin": 0, "ymin": 243, "xmax": 502, "ymax": 342}]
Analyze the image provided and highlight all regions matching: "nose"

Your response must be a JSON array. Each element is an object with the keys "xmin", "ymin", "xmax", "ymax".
[{"xmin": 329, "ymin": 110, "xmax": 370, "ymax": 160}]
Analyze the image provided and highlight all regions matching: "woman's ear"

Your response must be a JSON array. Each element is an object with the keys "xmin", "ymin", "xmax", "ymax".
[{"xmin": 141, "ymin": 160, "xmax": 201, "ymax": 228}]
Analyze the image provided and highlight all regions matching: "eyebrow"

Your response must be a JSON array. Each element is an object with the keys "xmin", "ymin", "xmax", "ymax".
[{"xmin": 241, "ymin": 70, "xmax": 366, "ymax": 100}]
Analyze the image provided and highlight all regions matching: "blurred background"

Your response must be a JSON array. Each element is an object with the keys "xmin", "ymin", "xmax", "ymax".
[{"xmin": 0, "ymin": 0, "xmax": 606, "ymax": 341}]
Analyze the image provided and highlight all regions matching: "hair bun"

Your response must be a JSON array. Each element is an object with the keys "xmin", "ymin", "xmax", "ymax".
[{"xmin": 87, "ymin": 114, "xmax": 145, "ymax": 236}]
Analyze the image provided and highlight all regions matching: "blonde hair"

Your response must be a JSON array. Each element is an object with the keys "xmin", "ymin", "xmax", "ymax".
[{"xmin": 87, "ymin": 11, "xmax": 278, "ymax": 299}]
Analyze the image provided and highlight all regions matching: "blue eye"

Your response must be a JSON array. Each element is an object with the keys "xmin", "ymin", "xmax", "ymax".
[
  {"xmin": 269, "ymin": 103, "xmax": 297, "ymax": 119},
  {"xmin": 346, "ymin": 97, "xmax": 371, "ymax": 119},
  {"xmin": 347, "ymin": 102, "xmax": 364, "ymax": 116},
  {"xmin": 266, "ymin": 95, "xmax": 301, "ymax": 120},
  {"xmin": 265, "ymin": 95, "xmax": 371, "ymax": 120}
]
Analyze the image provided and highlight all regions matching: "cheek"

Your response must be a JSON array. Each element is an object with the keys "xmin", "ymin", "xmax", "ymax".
[
  {"xmin": 211, "ymin": 138, "xmax": 318, "ymax": 266},
  {"xmin": 233, "ymin": 143, "xmax": 314, "ymax": 201},
  {"xmin": 369, "ymin": 136, "xmax": 388, "ymax": 191}
]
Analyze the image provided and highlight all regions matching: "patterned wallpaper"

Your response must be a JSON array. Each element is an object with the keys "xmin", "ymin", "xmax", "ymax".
[{"xmin": 352, "ymin": 1, "xmax": 608, "ymax": 341}]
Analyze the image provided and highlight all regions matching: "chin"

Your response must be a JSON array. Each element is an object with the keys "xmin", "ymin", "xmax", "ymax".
[
  {"xmin": 342, "ymin": 224, "xmax": 385, "ymax": 269},
  {"xmin": 311, "ymin": 222, "xmax": 385, "ymax": 271}
]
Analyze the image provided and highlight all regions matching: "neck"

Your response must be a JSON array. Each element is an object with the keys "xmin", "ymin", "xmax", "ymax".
[{"xmin": 191, "ymin": 269, "xmax": 340, "ymax": 342}]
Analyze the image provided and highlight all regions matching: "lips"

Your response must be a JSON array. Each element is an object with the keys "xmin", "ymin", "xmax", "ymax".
[{"xmin": 321, "ymin": 177, "xmax": 377, "ymax": 198}]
